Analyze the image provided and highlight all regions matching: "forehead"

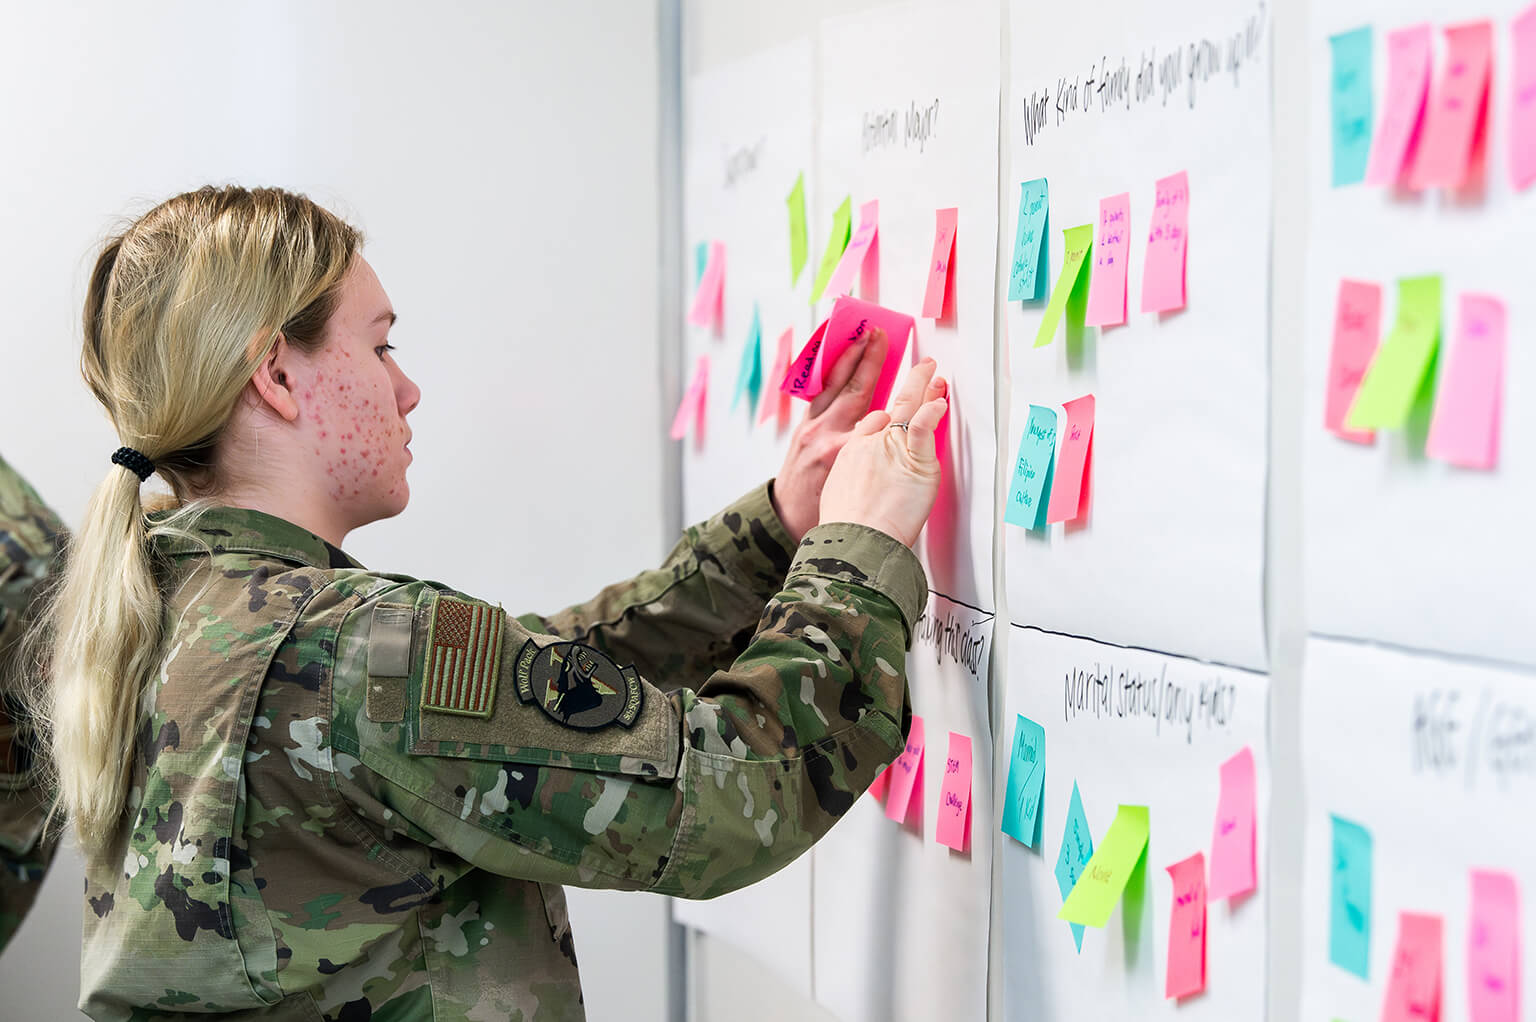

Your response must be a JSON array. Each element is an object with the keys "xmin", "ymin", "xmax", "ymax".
[{"xmin": 335, "ymin": 255, "xmax": 391, "ymax": 327}]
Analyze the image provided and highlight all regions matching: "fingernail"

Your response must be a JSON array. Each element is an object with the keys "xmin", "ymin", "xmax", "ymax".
[{"xmin": 921, "ymin": 357, "xmax": 936, "ymax": 367}]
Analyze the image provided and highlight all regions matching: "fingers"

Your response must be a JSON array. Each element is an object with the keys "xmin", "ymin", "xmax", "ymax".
[
  {"xmin": 904, "ymin": 396, "xmax": 949, "ymax": 462},
  {"xmin": 886, "ymin": 358, "xmax": 938, "ymax": 425},
  {"xmin": 854, "ymin": 409, "xmax": 892, "ymax": 436},
  {"xmin": 814, "ymin": 328, "xmax": 890, "ymax": 423}
]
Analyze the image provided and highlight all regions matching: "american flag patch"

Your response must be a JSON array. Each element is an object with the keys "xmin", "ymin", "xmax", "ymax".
[{"xmin": 420, "ymin": 596, "xmax": 504, "ymax": 718}]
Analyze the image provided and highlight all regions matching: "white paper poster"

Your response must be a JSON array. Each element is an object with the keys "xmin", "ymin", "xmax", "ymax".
[
  {"xmin": 1003, "ymin": 0, "xmax": 1272, "ymax": 670},
  {"xmin": 1001, "ymin": 627, "xmax": 1270, "ymax": 1021}
]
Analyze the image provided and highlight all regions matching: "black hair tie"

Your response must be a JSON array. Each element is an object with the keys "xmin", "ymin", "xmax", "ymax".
[{"xmin": 110, "ymin": 446, "xmax": 155, "ymax": 482}]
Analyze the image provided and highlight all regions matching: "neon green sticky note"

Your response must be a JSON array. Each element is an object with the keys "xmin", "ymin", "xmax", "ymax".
[
  {"xmin": 788, "ymin": 173, "xmax": 809, "ymax": 286},
  {"xmin": 1034, "ymin": 224, "xmax": 1094, "ymax": 348},
  {"xmin": 1058, "ymin": 804, "xmax": 1149, "ymax": 928},
  {"xmin": 810, "ymin": 197, "xmax": 852, "ymax": 305},
  {"xmin": 1346, "ymin": 275, "xmax": 1442, "ymax": 430}
]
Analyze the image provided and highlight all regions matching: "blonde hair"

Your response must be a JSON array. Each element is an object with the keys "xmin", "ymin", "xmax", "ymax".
[{"xmin": 33, "ymin": 186, "xmax": 360, "ymax": 855}]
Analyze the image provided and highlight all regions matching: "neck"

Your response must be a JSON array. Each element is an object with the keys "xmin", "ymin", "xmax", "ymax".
[{"xmin": 208, "ymin": 477, "xmax": 353, "ymax": 549}]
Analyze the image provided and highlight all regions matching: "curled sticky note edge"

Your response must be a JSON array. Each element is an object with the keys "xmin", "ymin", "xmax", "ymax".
[
  {"xmin": 1059, "ymin": 804, "xmax": 1149, "ymax": 928},
  {"xmin": 935, "ymin": 732, "xmax": 973, "ymax": 852},
  {"xmin": 883, "ymin": 714, "xmax": 925, "ymax": 825}
]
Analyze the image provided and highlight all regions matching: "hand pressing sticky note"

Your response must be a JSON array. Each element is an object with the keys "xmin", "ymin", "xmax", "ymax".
[
  {"xmin": 1001, "ymin": 714, "xmax": 1045, "ymax": 847},
  {"xmin": 1331, "ymin": 27, "xmax": 1375, "ymax": 186},
  {"xmin": 1059, "ymin": 804, "xmax": 1149, "ymax": 928},
  {"xmin": 1004, "ymin": 406, "xmax": 1057, "ymax": 531},
  {"xmin": 688, "ymin": 242, "xmax": 726, "ymax": 330},
  {"xmin": 731, "ymin": 303, "xmax": 764, "ymax": 416},
  {"xmin": 760, "ymin": 328, "xmax": 795, "ymax": 431},
  {"xmin": 1410, "ymin": 21, "xmax": 1494, "ymax": 191},
  {"xmin": 1510, "ymin": 6, "xmax": 1536, "ymax": 190},
  {"xmin": 1346, "ymin": 275, "xmax": 1441, "ymax": 431},
  {"xmin": 1426, "ymin": 293, "xmax": 1505, "ymax": 470},
  {"xmin": 1141, "ymin": 172, "xmax": 1189, "ymax": 314},
  {"xmin": 1047, "ymin": 395, "xmax": 1094, "ymax": 524},
  {"xmin": 1165, "ymin": 852, "xmax": 1207, "ymax": 1000},
  {"xmin": 1008, "ymin": 178, "xmax": 1049, "ymax": 301},
  {"xmin": 1035, "ymin": 224, "xmax": 1093, "ymax": 348},
  {"xmin": 936, "ymin": 732, "xmax": 972, "ymax": 852},
  {"xmin": 669, "ymin": 356, "xmax": 709, "ymax": 443},
  {"xmin": 785, "ymin": 296, "xmax": 914, "ymax": 411},
  {"xmin": 1468, "ymin": 870, "xmax": 1520, "ymax": 1022},
  {"xmin": 922, "ymin": 207, "xmax": 959, "ymax": 319},
  {"xmin": 810, "ymin": 197, "xmax": 852, "ymax": 305},
  {"xmin": 1329, "ymin": 814, "xmax": 1373, "ymax": 979},
  {"xmin": 787, "ymin": 173, "xmax": 808, "ymax": 285},
  {"xmin": 1382, "ymin": 912, "xmax": 1443, "ymax": 1022},
  {"xmin": 1208, "ymin": 746, "xmax": 1257, "ymax": 901},
  {"xmin": 1054, "ymin": 782, "xmax": 1093, "ymax": 953},
  {"xmin": 883, "ymin": 714, "xmax": 925, "ymax": 825},
  {"xmin": 1367, "ymin": 25, "xmax": 1433, "ymax": 187},
  {"xmin": 1326, "ymin": 280, "xmax": 1383, "ymax": 444},
  {"xmin": 782, "ymin": 320, "xmax": 829, "ymax": 398},
  {"xmin": 1085, "ymin": 194, "xmax": 1130, "ymax": 327},
  {"xmin": 824, "ymin": 199, "xmax": 878, "ymax": 301}
]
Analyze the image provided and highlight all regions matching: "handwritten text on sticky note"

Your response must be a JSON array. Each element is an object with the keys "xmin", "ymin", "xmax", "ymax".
[
  {"xmin": 1005, "ymin": 406, "xmax": 1057, "ymax": 531},
  {"xmin": 884, "ymin": 714, "xmax": 925, "ymax": 825},
  {"xmin": 1036, "ymin": 225, "xmax": 1093, "ymax": 347},
  {"xmin": 922, "ymin": 207, "xmax": 959, "ymax": 319},
  {"xmin": 1468, "ymin": 870, "xmax": 1519, "ymax": 1022},
  {"xmin": 825, "ymin": 199, "xmax": 879, "ymax": 300},
  {"xmin": 1165, "ymin": 852, "xmax": 1207, "ymax": 999},
  {"xmin": 1326, "ymin": 280, "xmax": 1383, "ymax": 444},
  {"xmin": 1001, "ymin": 714, "xmax": 1045, "ymax": 846},
  {"xmin": 1331, "ymin": 27, "xmax": 1375, "ymax": 186},
  {"xmin": 936, "ymin": 732, "xmax": 972, "ymax": 852},
  {"xmin": 1382, "ymin": 912, "xmax": 1443, "ymax": 1022},
  {"xmin": 1085, "ymin": 194, "xmax": 1130, "ymax": 327},
  {"xmin": 1410, "ymin": 21, "xmax": 1494, "ymax": 190},
  {"xmin": 1367, "ymin": 25, "xmax": 1433, "ymax": 186},
  {"xmin": 1426, "ymin": 293, "xmax": 1505, "ymax": 470},
  {"xmin": 1209, "ymin": 746, "xmax": 1257, "ymax": 901},
  {"xmin": 1008, "ymin": 178, "xmax": 1049, "ymax": 301},
  {"xmin": 1329, "ymin": 814, "xmax": 1373, "ymax": 979},
  {"xmin": 1054, "ymin": 782, "xmax": 1093, "ymax": 952},
  {"xmin": 1046, "ymin": 394, "xmax": 1094, "ymax": 524},
  {"xmin": 1059, "ymin": 804, "xmax": 1149, "ymax": 928},
  {"xmin": 1141, "ymin": 171, "xmax": 1189, "ymax": 314}
]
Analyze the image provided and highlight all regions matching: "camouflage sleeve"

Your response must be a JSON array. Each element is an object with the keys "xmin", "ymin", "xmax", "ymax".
[
  {"xmin": 330, "ymin": 521, "xmax": 927, "ymax": 900},
  {"xmin": 515, "ymin": 482, "xmax": 795, "ymax": 694}
]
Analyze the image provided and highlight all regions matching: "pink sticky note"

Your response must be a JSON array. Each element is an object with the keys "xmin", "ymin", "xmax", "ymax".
[
  {"xmin": 1410, "ymin": 21, "xmax": 1495, "ymax": 190},
  {"xmin": 1085, "ymin": 193, "xmax": 1131, "ymax": 327},
  {"xmin": 1367, "ymin": 25, "xmax": 1434, "ymax": 186},
  {"xmin": 760, "ymin": 328, "xmax": 795, "ymax": 429},
  {"xmin": 884, "ymin": 715, "xmax": 925, "ymax": 824},
  {"xmin": 1326, "ymin": 280, "xmax": 1383, "ymax": 444},
  {"xmin": 921, "ymin": 208, "xmax": 959, "ymax": 319},
  {"xmin": 1383, "ymin": 912, "xmax": 1444, "ymax": 1022},
  {"xmin": 1046, "ymin": 394, "xmax": 1095, "ymax": 524},
  {"xmin": 785, "ymin": 296, "xmax": 913, "ymax": 410},
  {"xmin": 935, "ymin": 732, "xmax": 973, "ymax": 852},
  {"xmin": 669, "ymin": 356, "xmax": 709, "ymax": 441},
  {"xmin": 1427, "ymin": 293, "xmax": 1505, "ymax": 470},
  {"xmin": 1469, "ymin": 870, "xmax": 1520, "ymax": 1022},
  {"xmin": 1512, "ymin": 6, "xmax": 1536, "ymax": 189},
  {"xmin": 1208, "ymin": 746, "xmax": 1257, "ymax": 901},
  {"xmin": 1141, "ymin": 172, "xmax": 1189, "ymax": 314},
  {"xmin": 824, "ymin": 200, "xmax": 879, "ymax": 300},
  {"xmin": 1165, "ymin": 852, "xmax": 1208, "ymax": 1000},
  {"xmin": 688, "ymin": 242, "xmax": 725, "ymax": 329},
  {"xmin": 781, "ymin": 320, "xmax": 829, "ymax": 398},
  {"xmin": 869, "ymin": 763, "xmax": 891, "ymax": 804}
]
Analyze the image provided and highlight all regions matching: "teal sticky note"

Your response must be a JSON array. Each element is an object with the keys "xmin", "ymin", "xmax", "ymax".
[
  {"xmin": 1330, "ymin": 27, "xmax": 1374, "ymax": 187},
  {"xmin": 1329, "ymin": 814, "xmax": 1373, "ymax": 978},
  {"xmin": 732, "ymin": 303, "xmax": 763, "ymax": 415},
  {"xmin": 1008, "ymin": 178, "xmax": 1049, "ymax": 301},
  {"xmin": 1054, "ymin": 781, "xmax": 1093, "ymax": 952},
  {"xmin": 695, "ymin": 241, "xmax": 709, "ymax": 285},
  {"xmin": 1000, "ymin": 714, "xmax": 1045, "ymax": 846},
  {"xmin": 1004, "ymin": 406, "xmax": 1057, "ymax": 530}
]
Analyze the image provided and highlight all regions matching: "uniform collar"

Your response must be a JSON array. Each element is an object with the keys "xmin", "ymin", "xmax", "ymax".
[{"xmin": 151, "ymin": 505, "xmax": 364, "ymax": 570}]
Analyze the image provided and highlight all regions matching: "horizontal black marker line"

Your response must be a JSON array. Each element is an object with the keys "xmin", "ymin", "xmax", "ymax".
[
  {"xmin": 1005, "ymin": 622, "xmax": 1264, "ymax": 675},
  {"xmin": 1308, "ymin": 630, "xmax": 1536, "ymax": 680},
  {"xmin": 925, "ymin": 589, "xmax": 996, "ymax": 619}
]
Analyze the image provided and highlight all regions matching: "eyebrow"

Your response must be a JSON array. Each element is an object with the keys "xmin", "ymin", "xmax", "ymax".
[{"xmin": 372, "ymin": 310, "xmax": 397, "ymax": 327}]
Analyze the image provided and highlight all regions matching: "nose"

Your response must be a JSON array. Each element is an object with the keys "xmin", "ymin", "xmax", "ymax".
[{"xmin": 395, "ymin": 363, "xmax": 421, "ymax": 416}]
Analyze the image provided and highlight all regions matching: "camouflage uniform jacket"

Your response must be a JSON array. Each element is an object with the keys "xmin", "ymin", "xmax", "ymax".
[
  {"xmin": 80, "ymin": 482, "xmax": 926, "ymax": 1021},
  {"xmin": 0, "ymin": 453, "xmax": 67, "ymax": 954}
]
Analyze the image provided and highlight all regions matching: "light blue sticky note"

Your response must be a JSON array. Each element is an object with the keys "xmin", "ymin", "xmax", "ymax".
[
  {"xmin": 1054, "ymin": 781, "xmax": 1093, "ymax": 952},
  {"xmin": 1000, "ymin": 714, "xmax": 1045, "ymax": 846},
  {"xmin": 731, "ymin": 303, "xmax": 763, "ymax": 415},
  {"xmin": 1329, "ymin": 814, "xmax": 1373, "ymax": 978},
  {"xmin": 1008, "ymin": 178, "xmax": 1049, "ymax": 301},
  {"xmin": 1330, "ymin": 27, "xmax": 1374, "ymax": 187},
  {"xmin": 1004, "ymin": 406, "xmax": 1057, "ymax": 530},
  {"xmin": 694, "ymin": 241, "xmax": 709, "ymax": 285}
]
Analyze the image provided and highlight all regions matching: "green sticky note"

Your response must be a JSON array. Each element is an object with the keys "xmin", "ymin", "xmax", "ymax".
[
  {"xmin": 1346, "ymin": 275, "xmax": 1441, "ymax": 430},
  {"xmin": 1034, "ymin": 224, "xmax": 1094, "ymax": 348},
  {"xmin": 787, "ymin": 173, "xmax": 808, "ymax": 286},
  {"xmin": 1058, "ymin": 804, "xmax": 1149, "ymax": 928},
  {"xmin": 732, "ymin": 303, "xmax": 763, "ymax": 415},
  {"xmin": 810, "ymin": 196, "xmax": 852, "ymax": 305}
]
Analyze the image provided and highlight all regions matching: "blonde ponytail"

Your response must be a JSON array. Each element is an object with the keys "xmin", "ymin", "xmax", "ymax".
[{"xmin": 29, "ymin": 187, "xmax": 360, "ymax": 855}]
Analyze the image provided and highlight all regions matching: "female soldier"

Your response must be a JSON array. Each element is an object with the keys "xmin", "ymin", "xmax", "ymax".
[{"xmin": 35, "ymin": 186, "xmax": 947, "ymax": 1021}]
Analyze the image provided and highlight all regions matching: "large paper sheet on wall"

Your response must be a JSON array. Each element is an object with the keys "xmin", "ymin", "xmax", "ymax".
[
  {"xmin": 1003, "ymin": 0, "xmax": 1272, "ymax": 670},
  {"xmin": 1001, "ymin": 628, "xmax": 1270, "ymax": 1021},
  {"xmin": 1301, "ymin": 636, "xmax": 1536, "ymax": 1021},
  {"xmin": 1304, "ymin": 0, "xmax": 1536, "ymax": 666}
]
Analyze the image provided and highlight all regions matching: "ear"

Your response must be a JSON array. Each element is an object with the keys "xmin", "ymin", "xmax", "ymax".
[{"xmin": 249, "ymin": 335, "xmax": 300, "ymax": 422}]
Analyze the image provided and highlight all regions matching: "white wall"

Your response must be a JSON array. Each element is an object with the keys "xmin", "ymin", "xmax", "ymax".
[{"xmin": 0, "ymin": 3, "xmax": 672, "ymax": 1019}]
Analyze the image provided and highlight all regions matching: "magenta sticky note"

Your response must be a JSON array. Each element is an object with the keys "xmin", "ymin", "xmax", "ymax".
[
  {"xmin": 1512, "ymin": 6, "xmax": 1536, "ymax": 189},
  {"xmin": 688, "ymin": 242, "xmax": 725, "ymax": 329},
  {"xmin": 781, "ymin": 320, "xmax": 829, "ymax": 398},
  {"xmin": 670, "ymin": 356, "xmax": 709, "ymax": 442},
  {"xmin": 1085, "ymin": 193, "xmax": 1131, "ymax": 327},
  {"xmin": 1468, "ymin": 870, "xmax": 1519, "ymax": 1022},
  {"xmin": 922, "ymin": 208, "xmax": 959, "ymax": 319},
  {"xmin": 1141, "ymin": 172, "xmax": 1189, "ymax": 314},
  {"xmin": 1367, "ymin": 25, "xmax": 1434, "ymax": 186},
  {"xmin": 817, "ymin": 296, "xmax": 913, "ymax": 411},
  {"xmin": 869, "ymin": 763, "xmax": 891, "ymax": 804},
  {"xmin": 936, "ymin": 732, "xmax": 973, "ymax": 852},
  {"xmin": 1427, "ymin": 293, "xmax": 1505, "ymax": 470},
  {"xmin": 1326, "ymin": 280, "xmax": 1383, "ymax": 444},
  {"xmin": 884, "ymin": 715, "xmax": 925, "ymax": 825},
  {"xmin": 1208, "ymin": 746, "xmax": 1257, "ymax": 901},
  {"xmin": 760, "ymin": 327, "xmax": 795, "ymax": 429},
  {"xmin": 1165, "ymin": 852, "xmax": 1208, "ymax": 1000},
  {"xmin": 825, "ymin": 199, "xmax": 879, "ymax": 300},
  {"xmin": 1383, "ymin": 912, "xmax": 1443, "ymax": 1022},
  {"xmin": 1046, "ymin": 394, "xmax": 1095, "ymax": 524},
  {"xmin": 1410, "ymin": 21, "xmax": 1495, "ymax": 190}
]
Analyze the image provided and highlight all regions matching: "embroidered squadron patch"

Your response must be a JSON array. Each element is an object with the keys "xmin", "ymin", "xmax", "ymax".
[
  {"xmin": 513, "ymin": 639, "xmax": 643, "ymax": 730},
  {"xmin": 419, "ymin": 596, "xmax": 504, "ymax": 718}
]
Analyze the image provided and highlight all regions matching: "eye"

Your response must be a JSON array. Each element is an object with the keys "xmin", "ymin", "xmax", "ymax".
[{"xmin": 375, "ymin": 343, "xmax": 396, "ymax": 360}]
